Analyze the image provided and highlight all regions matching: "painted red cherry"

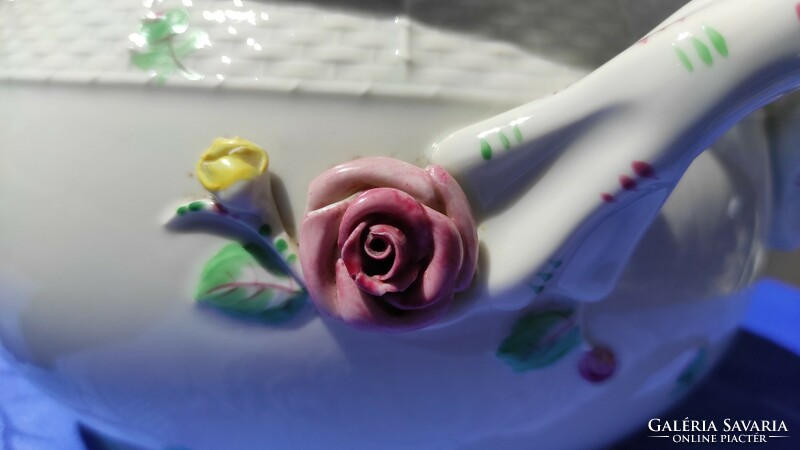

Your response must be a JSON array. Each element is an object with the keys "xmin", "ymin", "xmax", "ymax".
[
  {"xmin": 579, "ymin": 346, "xmax": 617, "ymax": 383},
  {"xmin": 619, "ymin": 175, "xmax": 637, "ymax": 190},
  {"xmin": 632, "ymin": 161, "xmax": 656, "ymax": 179}
]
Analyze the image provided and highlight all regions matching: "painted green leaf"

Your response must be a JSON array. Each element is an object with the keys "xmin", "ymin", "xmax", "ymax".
[
  {"xmin": 130, "ymin": 9, "xmax": 207, "ymax": 81},
  {"xmin": 673, "ymin": 348, "xmax": 708, "ymax": 396},
  {"xmin": 497, "ymin": 308, "xmax": 581, "ymax": 372},
  {"xmin": 140, "ymin": 9, "xmax": 190, "ymax": 44},
  {"xmin": 173, "ymin": 31, "xmax": 210, "ymax": 57},
  {"xmin": 674, "ymin": 45, "xmax": 694, "ymax": 72},
  {"xmin": 196, "ymin": 243, "xmax": 306, "ymax": 322},
  {"xmin": 691, "ymin": 37, "xmax": 713, "ymax": 66},
  {"xmin": 513, "ymin": 125, "xmax": 523, "ymax": 143},
  {"xmin": 480, "ymin": 138, "xmax": 492, "ymax": 160},
  {"xmin": 130, "ymin": 46, "xmax": 172, "ymax": 70},
  {"xmin": 703, "ymin": 25, "xmax": 728, "ymax": 57},
  {"xmin": 498, "ymin": 131, "xmax": 511, "ymax": 149}
]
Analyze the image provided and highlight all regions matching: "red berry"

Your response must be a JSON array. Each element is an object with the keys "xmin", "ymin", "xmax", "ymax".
[
  {"xmin": 579, "ymin": 346, "xmax": 617, "ymax": 383},
  {"xmin": 632, "ymin": 161, "xmax": 656, "ymax": 179},
  {"xmin": 619, "ymin": 175, "xmax": 637, "ymax": 190}
]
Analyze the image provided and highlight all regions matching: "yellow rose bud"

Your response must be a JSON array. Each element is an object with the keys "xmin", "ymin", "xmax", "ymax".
[{"xmin": 197, "ymin": 137, "xmax": 268, "ymax": 192}]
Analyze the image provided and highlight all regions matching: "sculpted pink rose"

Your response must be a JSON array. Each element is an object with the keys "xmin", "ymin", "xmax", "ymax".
[{"xmin": 299, "ymin": 157, "xmax": 478, "ymax": 331}]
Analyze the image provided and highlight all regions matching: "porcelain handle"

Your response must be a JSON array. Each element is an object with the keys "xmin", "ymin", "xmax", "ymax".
[{"xmin": 431, "ymin": 0, "xmax": 800, "ymax": 306}]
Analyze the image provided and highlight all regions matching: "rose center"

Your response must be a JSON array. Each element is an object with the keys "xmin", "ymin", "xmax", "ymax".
[
  {"xmin": 362, "ymin": 232, "xmax": 395, "ymax": 276},
  {"xmin": 365, "ymin": 234, "xmax": 390, "ymax": 256}
]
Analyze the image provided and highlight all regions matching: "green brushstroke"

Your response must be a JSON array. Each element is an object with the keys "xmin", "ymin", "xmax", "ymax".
[
  {"xmin": 673, "ymin": 45, "xmax": 694, "ymax": 72},
  {"xmin": 672, "ymin": 348, "xmax": 709, "ymax": 397},
  {"xmin": 480, "ymin": 138, "xmax": 492, "ymax": 160},
  {"xmin": 188, "ymin": 201, "xmax": 204, "ymax": 211},
  {"xmin": 513, "ymin": 125, "xmax": 523, "ymax": 143},
  {"xmin": 498, "ymin": 131, "xmax": 511, "ymax": 150},
  {"xmin": 703, "ymin": 25, "xmax": 728, "ymax": 57},
  {"xmin": 691, "ymin": 37, "xmax": 713, "ymax": 66},
  {"xmin": 497, "ymin": 309, "xmax": 581, "ymax": 372}
]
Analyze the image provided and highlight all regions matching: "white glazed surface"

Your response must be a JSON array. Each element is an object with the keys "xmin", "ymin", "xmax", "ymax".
[
  {"xmin": 0, "ymin": 0, "xmax": 779, "ymax": 448},
  {"xmin": 431, "ymin": 0, "xmax": 800, "ymax": 306},
  {"xmin": 766, "ymin": 94, "xmax": 800, "ymax": 250}
]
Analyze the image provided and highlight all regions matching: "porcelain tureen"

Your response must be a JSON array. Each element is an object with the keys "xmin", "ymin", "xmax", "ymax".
[{"xmin": 1, "ymin": 0, "xmax": 799, "ymax": 448}]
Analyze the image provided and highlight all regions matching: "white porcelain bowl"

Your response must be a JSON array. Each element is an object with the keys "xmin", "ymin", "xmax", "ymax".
[{"xmin": 0, "ymin": 0, "xmax": 784, "ymax": 448}]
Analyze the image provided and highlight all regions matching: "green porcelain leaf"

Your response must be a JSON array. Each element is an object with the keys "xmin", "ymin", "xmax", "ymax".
[
  {"xmin": 196, "ymin": 243, "xmax": 306, "ymax": 322},
  {"xmin": 497, "ymin": 308, "xmax": 581, "ymax": 372}
]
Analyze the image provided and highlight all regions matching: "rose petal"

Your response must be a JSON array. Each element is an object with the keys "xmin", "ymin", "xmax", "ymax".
[
  {"xmin": 382, "ymin": 206, "xmax": 463, "ymax": 311},
  {"xmin": 427, "ymin": 165, "xmax": 479, "ymax": 291},
  {"xmin": 333, "ymin": 260, "xmax": 453, "ymax": 332},
  {"xmin": 353, "ymin": 270, "xmax": 416, "ymax": 297},
  {"xmin": 340, "ymin": 221, "xmax": 370, "ymax": 277},
  {"xmin": 307, "ymin": 157, "xmax": 440, "ymax": 211},
  {"xmin": 299, "ymin": 201, "xmax": 351, "ymax": 315}
]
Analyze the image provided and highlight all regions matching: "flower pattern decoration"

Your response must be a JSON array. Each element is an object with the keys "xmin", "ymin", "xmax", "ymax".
[
  {"xmin": 497, "ymin": 306, "xmax": 618, "ymax": 383},
  {"xmin": 129, "ymin": 9, "xmax": 210, "ymax": 82},
  {"xmin": 165, "ymin": 140, "xmax": 621, "ymax": 381},
  {"xmin": 168, "ymin": 137, "xmax": 306, "ymax": 323}
]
